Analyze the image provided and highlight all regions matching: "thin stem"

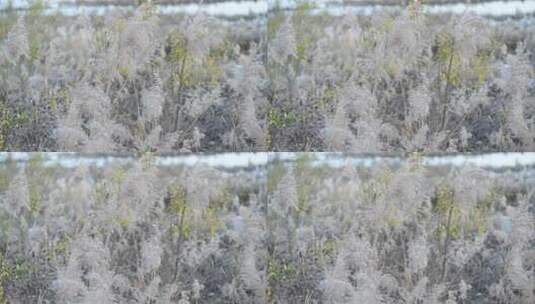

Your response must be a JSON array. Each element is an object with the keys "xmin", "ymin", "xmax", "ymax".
[
  {"xmin": 441, "ymin": 206, "xmax": 454, "ymax": 282},
  {"xmin": 174, "ymin": 52, "xmax": 188, "ymax": 132},
  {"xmin": 173, "ymin": 204, "xmax": 187, "ymax": 281},
  {"xmin": 441, "ymin": 43, "xmax": 455, "ymax": 132}
]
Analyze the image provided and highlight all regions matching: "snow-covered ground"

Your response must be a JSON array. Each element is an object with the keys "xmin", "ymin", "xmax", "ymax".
[
  {"xmin": 1, "ymin": 152, "xmax": 535, "ymax": 171},
  {"xmin": 2, "ymin": 0, "xmax": 535, "ymax": 17},
  {"xmin": 0, "ymin": 0, "xmax": 268, "ymax": 17},
  {"xmin": 0, "ymin": 152, "xmax": 270, "ymax": 169},
  {"xmin": 271, "ymin": 0, "xmax": 535, "ymax": 17},
  {"xmin": 272, "ymin": 152, "xmax": 535, "ymax": 170}
]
